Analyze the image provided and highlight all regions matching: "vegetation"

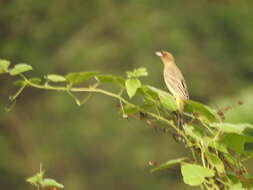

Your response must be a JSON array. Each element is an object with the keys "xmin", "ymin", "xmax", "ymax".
[
  {"xmin": 1, "ymin": 1, "xmax": 253, "ymax": 190},
  {"xmin": 26, "ymin": 165, "xmax": 64, "ymax": 190},
  {"xmin": 1, "ymin": 60, "xmax": 253, "ymax": 189}
]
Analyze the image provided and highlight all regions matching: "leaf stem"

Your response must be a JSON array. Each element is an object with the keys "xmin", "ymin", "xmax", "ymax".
[{"xmin": 20, "ymin": 74, "xmax": 187, "ymax": 140}]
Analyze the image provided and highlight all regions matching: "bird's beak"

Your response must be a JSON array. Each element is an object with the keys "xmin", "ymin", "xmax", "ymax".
[{"xmin": 155, "ymin": 51, "xmax": 163, "ymax": 57}]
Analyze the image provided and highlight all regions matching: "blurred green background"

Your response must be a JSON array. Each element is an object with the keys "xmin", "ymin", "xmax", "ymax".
[{"xmin": 0, "ymin": 0, "xmax": 253, "ymax": 189}]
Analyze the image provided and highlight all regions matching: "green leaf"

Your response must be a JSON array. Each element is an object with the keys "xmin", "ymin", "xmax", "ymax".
[
  {"xmin": 0, "ymin": 59, "xmax": 10, "ymax": 73},
  {"xmin": 29, "ymin": 77, "xmax": 42, "ymax": 84},
  {"xmin": 221, "ymin": 133, "xmax": 246, "ymax": 154},
  {"xmin": 122, "ymin": 103, "xmax": 152, "ymax": 116},
  {"xmin": 206, "ymin": 152, "xmax": 224, "ymax": 174},
  {"xmin": 210, "ymin": 123, "xmax": 253, "ymax": 153},
  {"xmin": 229, "ymin": 183, "xmax": 245, "ymax": 190},
  {"xmin": 160, "ymin": 92, "xmax": 177, "ymax": 111},
  {"xmin": 223, "ymin": 153, "xmax": 237, "ymax": 166},
  {"xmin": 26, "ymin": 171, "xmax": 44, "ymax": 186},
  {"xmin": 183, "ymin": 125, "xmax": 203, "ymax": 143},
  {"xmin": 9, "ymin": 63, "xmax": 33, "ymax": 75},
  {"xmin": 181, "ymin": 164, "xmax": 215, "ymax": 186},
  {"xmin": 151, "ymin": 157, "xmax": 188, "ymax": 173},
  {"xmin": 42, "ymin": 178, "xmax": 64, "ymax": 188},
  {"xmin": 13, "ymin": 78, "xmax": 41, "ymax": 87},
  {"xmin": 66, "ymin": 71, "xmax": 98, "ymax": 84},
  {"xmin": 125, "ymin": 78, "xmax": 141, "ymax": 98},
  {"xmin": 123, "ymin": 104, "xmax": 139, "ymax": 115},
  {"xmin": 126, "ymin": 67, "xmax": 148, "ymax": 78},
  {"xmin": 203, "ymin": 136, "xmax": 228, "ymax": 153},
  {"xmin": 46, "ymin": 74, "xmax": 66, "ymax": 82},
  {"xmin": 210, "ymin": 123, "xmax": 253, "ymax": 137},
  {"xmin": 96, "ymin": 75, "xmax": 125, "ymax": 87},
  {"xmin": 184, "ymin": 100, "xmax": 219, "ymax": 123},
  {"xmin": 244, "ymin": 142, "xmax": 253, "ymax": 151},
  {"xmin": 146, "ymin": 86, "xmax": 177, "ymax": 111},
  {"xmin": 139, "ymin": 85, "xmax": 159, "ymax": 105},
  {"xmin": 13, "ymin": 80, "xmax": 26, "ymax": 87}
]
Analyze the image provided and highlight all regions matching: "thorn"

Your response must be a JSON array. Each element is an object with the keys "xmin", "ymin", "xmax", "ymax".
[
  {"xmin": 193, "ymin": 112, "xmax": 199, "ymax": 117},
  {"xmin": 237, "ymin": 100, "xmax": 243, "ymax": 105},
  {"xmin": 139, "ymin": 112, "xmax": 147, "ymax": 119},
  {"xmin": 217, "ymin": 110, "xmax": 224, "ymax": 117}
]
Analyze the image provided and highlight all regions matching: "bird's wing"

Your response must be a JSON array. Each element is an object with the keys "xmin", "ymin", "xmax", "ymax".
[{"xmin": 164, "ymin": 66, "xmax": 189, "ymax": 100}]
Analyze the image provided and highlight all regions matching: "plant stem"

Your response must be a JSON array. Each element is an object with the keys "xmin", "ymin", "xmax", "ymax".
[{"xmin": 20, "ymin": 74, "xmax": 188, "ymax": 140}]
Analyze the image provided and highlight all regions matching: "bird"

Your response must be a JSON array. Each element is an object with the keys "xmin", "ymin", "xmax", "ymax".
[{"xmin": 156, "ymin": 51, "xmax": 189, "ymax": 113}]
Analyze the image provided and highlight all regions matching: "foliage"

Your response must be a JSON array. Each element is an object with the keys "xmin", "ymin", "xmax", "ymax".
[
  {"xmin": 26, "ymin": 165, "xmax": 64, "ymax": 189},
  {"xmin": 2, "ymin": 60, "xmax": 253, "ymax": 190}
]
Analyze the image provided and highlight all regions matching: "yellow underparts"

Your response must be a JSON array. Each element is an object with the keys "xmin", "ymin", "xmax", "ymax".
[{"xmin": 175, "ymin": 97, "xmax": 185, "ymax": 112}]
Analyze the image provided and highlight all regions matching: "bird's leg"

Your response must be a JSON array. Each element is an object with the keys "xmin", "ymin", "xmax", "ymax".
[
  {"xmin": 172, "ymin": 111, "xmax": 183, "ymax": 130},
  {"xmin": 177, "ymin": 112, "xmax": 181, "ymax": 127},
  {"xmin": 178, "ymin": 112, "xmax": 184, "ymax": 129},
  {"xmin": 170, "ymin": 111, "xmax": 185, "ymax": 143}
]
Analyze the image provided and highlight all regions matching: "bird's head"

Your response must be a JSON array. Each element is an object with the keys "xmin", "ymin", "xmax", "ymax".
[{"xmin": 156, "ymin": 51, "xmax": 175, "ymax": 65}]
